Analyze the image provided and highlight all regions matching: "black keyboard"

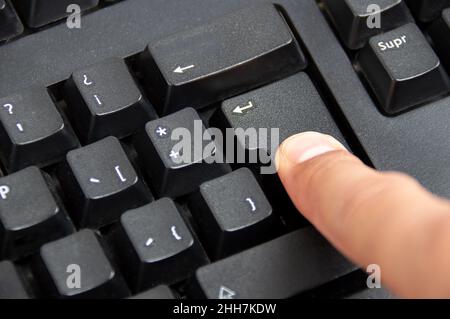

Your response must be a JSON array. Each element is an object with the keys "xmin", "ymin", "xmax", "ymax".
[{"xmin": 0, "ymin": 0, "xmax": 448, "ymax": 299}]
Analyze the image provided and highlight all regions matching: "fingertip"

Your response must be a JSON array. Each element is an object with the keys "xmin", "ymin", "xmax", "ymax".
[{"xmin": 276, "ymin": 132, "xmax": 348, "ymax": 169}]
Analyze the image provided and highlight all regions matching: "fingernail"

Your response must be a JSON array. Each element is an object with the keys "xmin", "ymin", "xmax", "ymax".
[{"xmin": 281, "ymin": 132, "xmax": 347, "ymax": 164}]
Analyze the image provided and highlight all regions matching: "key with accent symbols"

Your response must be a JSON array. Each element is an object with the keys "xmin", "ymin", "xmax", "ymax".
[
  {"xmin": 0, "ymin": 87, "xmax": 79, "ymax": 172},
  {"xmin": 140, "ymin": 4, "xmax": 306, "ymax": 114},
  {"xmin": 112, "ymin": 198, "xmax": 208, "ymax": 292},
  {"xmin": 33, "ymin": 229, "xmax": 129, "ymax": 299},
  {"xmin": 65, "ymin": 58, "xmax": 156, "ymax": 143},
  {"xmin": 323, "ymin": 0, "xmax": 413, "ymax": 50},
  {"xmin": 357, "ymin": 23, "xmax": 449, "ymax": 114},
  {"xmin": 134, "ymin": 107, "xmax": 230, "ymax": 198},
  {"xmin": 58, "ymin": 136, "xmax": 151, "ymax": 228},
  {"xmin": 189, "ymin": 168, "xmax": 279, "ymax": 259},
  {"xmin": 0, "ymin": 166, "xmax": 75, "ymax": 260}
]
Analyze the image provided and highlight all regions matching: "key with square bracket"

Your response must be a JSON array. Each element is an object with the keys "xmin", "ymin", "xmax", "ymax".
[
  {"xmin": 140, "ymin": 4, "xmax": 306, "ymax": 114},
  {"xmin": 112, "ymin": 198, "xmax": 208, "ymax": 292},
  {"xmin": 58, "ymin": 136, "xmax": 152, "ymax": 228},
  {"xmin": 189, "ymin": 168, "xmax": 279, "ymax": 259},
  {"xmin": 65, "ymin": 58, "xmax": 156, "ymax": 143},
  {"xmin": 0, "ymin": 87, "xmax": 78, "ymax": 172}
]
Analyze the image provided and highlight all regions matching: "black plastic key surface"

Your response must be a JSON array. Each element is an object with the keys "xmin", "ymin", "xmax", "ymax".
[
  {"xmin": 58, "ymin": 136, "xmax": 151, "ymax": 228},
  {"xmin": 131, "ymin": 285, "xmax": 176, "ymax": 299},
  {"xmin": 191, "ymin": 227, "xmax": 357, "ymax": 299},
  {"xmin": 141, "ymin": 4, "xmax": 306, "ymax": 114},
  {"xmin": 323, "ymin": 0, "xmax": 413, "ymax": 50},
  {"xmin": 357, "ymin": 23, "xmax": 449, "ymax": 114},
  {"xmin": 189, "ymin": 168, "xmax": 278, "ymax": 259},
  {"xmin": 0, "ymin": 0, "xmax": 23, "ymax": 41},
  {"xmin": 65, "ymin": 58, "xmax": 155, "ymax": 143},
  {"xmin": 34, "ymin": 229, "xmax": 129, "ymax": 298},
  {"xmin": 215, "ymin": 72, "xmax": 345, "ymax": 158},
  {"xmin": 0, "ymin": 166, "xmax": 74, "ymax": 260},
  {"xmin": 113, "ymin": 198, "xmax": 208, "ymax": 292},
  {"xmin": 214, "ymin": 72, "xmax": 346, "ymax": 222},
  {"xmin": 0, "ymin": 88, "xmax": 78, "ymax": 172},
  {"xmin": 0, "ymin": 261, "xmax": 29, "ymax": 299},
  {"xmin": 13, "ymin": 0, "xmax": 99, "ymax": 28},
  {"xmin": 134, "ymin": 108, "xmax": 230, "ymax": 198},
  {"xmin": 406, "ymin": 0, "xmax": 450, "ymax": 22},
  {"xmin": 429, "ymin": 9, "xmax": 450, "ymax": 72}
]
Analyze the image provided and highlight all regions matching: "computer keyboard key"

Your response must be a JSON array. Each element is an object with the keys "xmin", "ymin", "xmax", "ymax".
[
  {"xmin": 131, "ymin": 285, "xmax": 176, "ymax": 299},
  {"xmin": 323, "ymin": 0, "xmax": 413, "ymax": 49},
  {"xmin": 58, "ymin": 136, "xmax": 151, "ymax": 228},
  {"xmin": 214, "ymin": 72, "xmax": 346, "ymax": 220},
  {"xmin": 13, "ymin": 0, "xmax": 99, "ymax": 28},
  {"xmin": 0, "ymin": 0, "xmax": 24, "ymax": 41},
  {"xmin": 0, "ymin": 166, "xmax": 74, "ymax": 260},
  {"xmin": 357, "ymin": 23, "xmax": 449, "ymax": 114},
  {"xmin": 0, "ymin": 88, "xmax": 78, "ymax": 172},
  {"xmin": 33, "ymin": 229, "xmax": 129, "ymax": 298},
  {"xmin": 65, "ymin": 58, "xmax": 155, "ymax": 143},
  {"xmin": 429, "ymin": 8, "xmax": 450, "ymax": 72},
  {"xmin": 189, "ymin": 168, "xmax": 279, "ymax": 259},
  {"xmin": 134, "ymin": 108, "xmax": 230, "ymax": 197},
  {"xmin": 113, "ymin": 198, "xmax": 208, "ymax": 292},
  {"xmin": 215, "ymin": 72, "xmax": 343, "ymax": 166},
  {"xmin": 406, "ymin": 0, "xmax": 450, "ymax": 22},
  {"xmin": 191, "ymin": 227, "xmax": 357, "ymax": 299},
  {"xmin": 0, "ymin": 261, "xmax": 29, "ymax": 299},
  {"xmin": 141, "ymin": 4, "xmax": 306, "ymax": 114}
]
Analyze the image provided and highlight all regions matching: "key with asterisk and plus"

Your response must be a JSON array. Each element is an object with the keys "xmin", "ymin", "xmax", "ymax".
[
  {"xmin": 134, "ymin": 108, "xmax": 230, "ymax": 197},
  {"xmin": 155, "ymin": 126, "xmax": 169, "ymax": 138}
]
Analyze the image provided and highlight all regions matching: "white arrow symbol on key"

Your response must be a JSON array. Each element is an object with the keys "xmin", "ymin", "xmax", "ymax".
[
  {"xmin": 173, "ymin": 64, "xmax": 195, "ymax": 74},
  {"xmin": 219, "ymin": 286, "xmax": 236, "ymax": 299},
  {"xmin": 233, "ymin": 101, "xmax": 254, "ymax": 114}
]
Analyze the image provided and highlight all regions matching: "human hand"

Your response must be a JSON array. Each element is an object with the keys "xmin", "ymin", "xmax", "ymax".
[{"xmin": 276, "ymin": 132, "xmax": 450, "ymax": 298}]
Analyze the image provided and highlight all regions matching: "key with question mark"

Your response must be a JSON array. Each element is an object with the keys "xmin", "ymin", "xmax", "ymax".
[{"xmin": 3, "ymin": 103, "xmax": 13, "ymax": 115}]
